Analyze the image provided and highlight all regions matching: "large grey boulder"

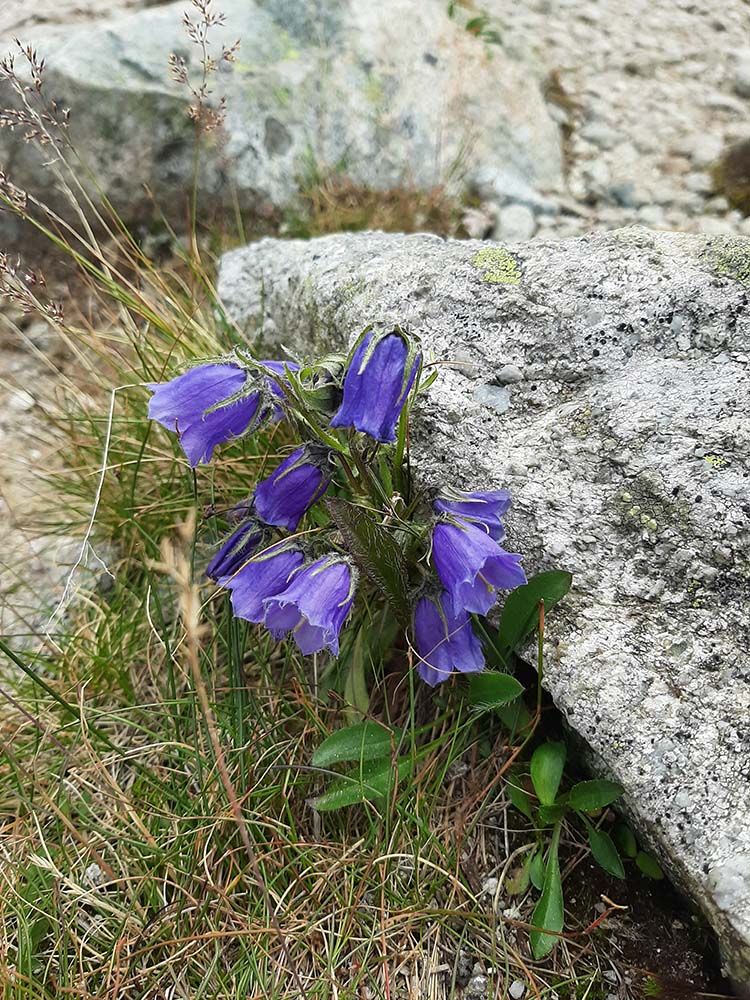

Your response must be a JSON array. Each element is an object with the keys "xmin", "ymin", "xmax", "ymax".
[
  {"xmin": 0, "ymin": 0, "xmax": 562, "ymax": 245},
  {"xmin": 218, "ymin": 228, "xmax": 750, "ymax": 987}
]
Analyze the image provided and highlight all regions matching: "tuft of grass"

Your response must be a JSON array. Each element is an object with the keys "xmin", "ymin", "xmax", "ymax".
[{"xmin": 283, "ymin": 173, "xmax": 469, "ymax": 241}]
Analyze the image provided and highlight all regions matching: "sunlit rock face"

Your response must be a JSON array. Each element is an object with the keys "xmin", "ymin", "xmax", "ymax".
[{"xmin": 218, "ymin": 227, "xmax": 750, "ymax": 986}]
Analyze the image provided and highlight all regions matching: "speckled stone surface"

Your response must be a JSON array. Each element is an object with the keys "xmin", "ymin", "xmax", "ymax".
[{"xmin": 218, "ymin": 228, "xmax": 750, "ymax": 985}]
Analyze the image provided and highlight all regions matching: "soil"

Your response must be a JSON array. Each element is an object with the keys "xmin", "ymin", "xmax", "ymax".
[{"xmin": 564, "ymin": 843, "xmax": 734, "ymax": 997}]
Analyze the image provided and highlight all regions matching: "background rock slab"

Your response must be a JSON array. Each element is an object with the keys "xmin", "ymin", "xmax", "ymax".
[
  {"xmin": 0, "ymin": 0, "xmax": 561, "ymax": 245},
  {"xmin": 218, "ymin": 228, "xmax": 750, "ymax": 986}
]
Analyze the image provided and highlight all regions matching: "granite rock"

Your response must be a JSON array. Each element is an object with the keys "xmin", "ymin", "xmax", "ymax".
[{"xmin": 218, "ymin": 228, "xmax": 750, "ymax": 988}]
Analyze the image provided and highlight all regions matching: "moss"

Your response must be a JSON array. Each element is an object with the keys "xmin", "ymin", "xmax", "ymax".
[
  {"xmin": 471, "ymin": 246, "xmax": 521, "ymax": 285},
  {"xmin": 701, "ymin": 235, "xmax": 750, "ymax": 286},
  {"xmin": 711, "ymin": 138, "xmax": 750, "ymax": 215}
]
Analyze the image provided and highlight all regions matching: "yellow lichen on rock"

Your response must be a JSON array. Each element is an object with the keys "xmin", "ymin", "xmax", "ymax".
[{"xmin": 471, "ymin": 246, "xmax": 521, "ymax": 284}]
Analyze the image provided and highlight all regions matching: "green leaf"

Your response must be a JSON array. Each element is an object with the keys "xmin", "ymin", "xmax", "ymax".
[
  {"xmin": 636, "ymin": 851, "xmax": 664, "ymax": 880},
  {"xmin": 497, "ymin": 571, "xmax": 573, "ymax": 659},
  {"xmin": 312, "ymin": 722, "xmax": 401, "ymax": 769},
  {"xmin": 569, "ymin": 779, "xmax": 623, "ymax": 813},
  {"xmin": 586, "ymin": 824, "xmax": 625, "ymax": 879},
  {"xmin": 311, "ymin": 757, "xmax": 413, "ymax": 812},
  {"xmin": 465, "ymin": 15, "xmax": 489, "ymax": 32},
  {"xmin": 507, "ymin": 776, "xmax": 533, "ymax": 821},
  {"xmin": 468, "ymin": 671, "xmax": 524, "ymax": 711},
  {"xmin": 530, "ymin": 741, "xmax": 567, "ymax": 807},
  {"xmin": 496, "ymin": 698, "xmax": 532, "ymax": 734},
  {"xmin": 326, "ymin": 498, "xmax": 410, "ymax": 622},
  {"xmin": 343, "ymin": 626, "xmax": 371, "ymax": 720},
  {"xmin": 530, "ymin": 849, "xmax": 545, "ymax": 891},
  {"xmin": 538, "ymin": 803, "xmax": 567, "ymax": 825},
  {"xmin": 530, "ymin": 829, "xmax": 564, "ymax": 959},
  {"xmin": 612, "ymin": 823, "xmax": 638, "ymax": 859},
  {"xmin": 506, "ymin": 851, "xmax": 534, "ymax": 895}
]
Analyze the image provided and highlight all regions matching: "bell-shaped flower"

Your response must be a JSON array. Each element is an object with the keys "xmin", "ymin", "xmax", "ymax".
[
  {"xmin": 254, "ymin": 444, "xmax": 332, "ymax": 531},
  {"xmin": 263, "ymin": 556, "xmax": 356, "ymax": 656},
  {"xmin": 432, "ymin": 520, "xmax": 526, "ymax": 616},
  {"xmin": 219, "ymin": 541, "xmax": 305, "ymax": 623},
  {"xmin": 433, "ymin": 487, "xmax": 511, "ymax": 541},
  {"xmin": 414, "ymin": 590, "xmax": 484, "ymax": 686},
  {"xmin": 147, "ymin": 359, "xmax": 297, "ymax": 466},
  {"xmin": 330, "ymin": 328, "xmax": 421, "ymax": 443},
  {"xmin": 206, "ymin": 518, "xmax": 267, "ymax": 582}
]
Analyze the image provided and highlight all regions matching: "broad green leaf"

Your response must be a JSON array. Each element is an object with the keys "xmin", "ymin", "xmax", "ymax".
[
  {"xmin": 612, "ymin": 823, "xmax": 638, "ymax": 859},
  {"xmin": 311, "ymin": 757, "xmax": 413, "ymax": 812},
  {"xmin": 507, "ymin": 776, "xmax": 534, "ymax": 821},
  {"xmin": 530, "ymin": 741, "xmax": 567, "ymax": 807},
  {"xmin": 530, "ymin": 831, "xmax": 564, "ymax": 959},
  {"xmin": 468, "ymin": 671, "xmax": 524, "ymax": 711},
  {"xmin": 636, "ymin": 851, "xmax": 664, "ymax": 880},
  {"xmin": 530, "ymin": 849, "xmax": 545, "ymax": 891},
  {"xmin": 326, "ymin": 498, "xmax": 410, "ymax": 621},
  {"xmin": 538, "ymin": 803, "xmax": 567, "ymax": 825},
  {"xmin": 568, "ymin": 779, "xmax": 624, "ymax": 813},
  {"xmin": 586, "ymin": 824, "xmax": 625, "ymax": 879},
  {"xmin": 497, "ymin": 571, "xmax": 573, "ymax": 659},
  {"xmin": 312, "ymin": 722, "xmax": 401, "ymax": 769}
]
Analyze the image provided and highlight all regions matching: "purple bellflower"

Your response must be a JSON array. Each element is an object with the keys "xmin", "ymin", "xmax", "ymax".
[
  {"xmin": 414, "ymin": 591, "xmax": 484, "ymax": 686},
  {"xmin": 432, "ymin": 520, "xmax": 526, "ymax": 616},
  {"xmin": 330, "ymin": 328, "xmax": 421, "ymax": 443},
  {"xmin": 147, "ymin": 359, "xmax": 298, "ymax": 467},
  {"xmin": 263, "ymin": 556, "xmax": 356, "ymax": 656},
  {"xmin": 433, "ymin": 488, "xmax": 511, "ymax": 541},
  {"xmin": 254, "ymin": 444, "xmax": 332, "ymax": 531},
  {"xmin": 219, "ymin": 542, "xmax": 305, "ymax": 623},
  {"xmin": 206, "ymin": 519, "xmax": 267, "ymax": 582}
]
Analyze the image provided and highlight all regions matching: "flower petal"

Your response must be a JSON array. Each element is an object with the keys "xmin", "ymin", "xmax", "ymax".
[{"xmin": 330, "ymin": 331, "xmax": 420, "ymax": 443}]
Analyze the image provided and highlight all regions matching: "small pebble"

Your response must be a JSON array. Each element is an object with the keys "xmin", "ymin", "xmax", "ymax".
[
  {"xmin": 496, "ymin": 364, "xmax": 524, "ymax": 384},
  {"xmin": 495, "ymin": 203, "xmax": 537, "ymax": 242},
  {"xmin": 509, "ymin": 981, "xmax": 526, "ymax": 999}
]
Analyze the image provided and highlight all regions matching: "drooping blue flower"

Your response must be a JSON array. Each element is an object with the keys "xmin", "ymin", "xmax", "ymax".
[
  {"xmin": 413, "ymin": 591, "xmax": 484, "ymax": 686},
  {"xmin": 330, "ymin": 328, "xmax": 421, "ymax": 443},
  {"xmin": 433, "ymin": 488, "xmax": 511, "ymax": 541},
  {"xmin": 432, "ymin": 520, "xmax": 526, "ymax": 616},
  {"xmin": 206, "ymin": 519, "xmax": 267, "ymax": 581},
  {"xmin": 147, "ymin": 359, "xmax": 298, "ymax": 467},
  {"xmin": 254, "ymin": 444, "xmax": 332, "ymax": 531},
  {"xmin": 219, "ymin": 542, "xmax": 305, "ymax": 623},
  {"xmin": 263, "ymin": 556, "xmax": 356, "ymax": 656}
]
